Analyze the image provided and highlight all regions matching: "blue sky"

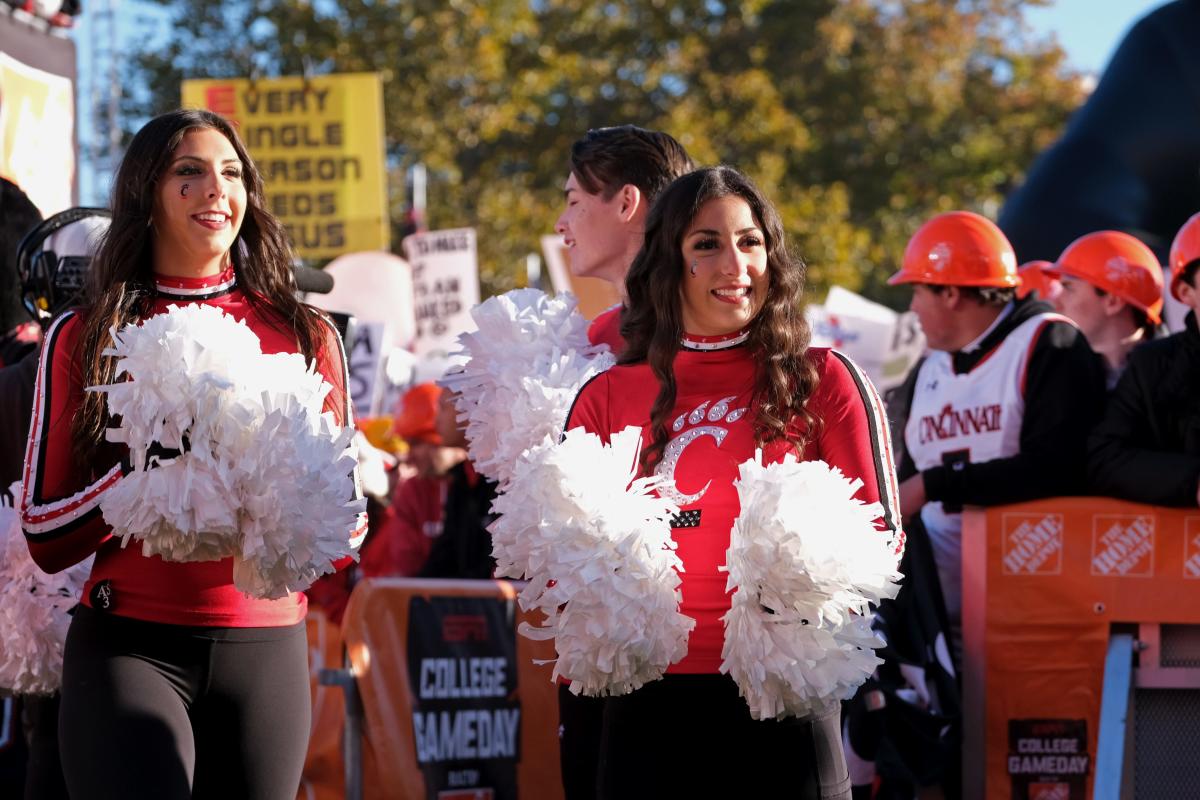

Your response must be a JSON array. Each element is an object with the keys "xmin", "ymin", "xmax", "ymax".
[{"xmin": 1025, "ymin": 0, "xmax": 1164, "ymax": 75}]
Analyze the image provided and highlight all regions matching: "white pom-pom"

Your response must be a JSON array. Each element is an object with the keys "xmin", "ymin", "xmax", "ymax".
[
  {"xmin": 720, "ymin": 453, "xmax": 902, "ymax": 720},
  {"xmin": 98, "ymin": 455, "xmax": 240, "ymax": 562},
  {"xmin": 96, "ymin": 304, "xmax": 259, "ymax": 561},
  {"xmin": 0, "ymin": 483, "xmax": 92, "ymax": 695},
  {"xmin": 450, "ymin": 289, "xmax": 615, "ymax": 490},
  {"xmin": 233, "ymin": 392, "xmax": 365, "ymax": 600},
  {"xmin": 94, "ymin": 304, "xmax": 364, "ymax": 595},
  {"xmin": 99, "ymin": 303, "xmax": 261, "ymax": 461},
  {"xmin": 490, "ymin": 427, "xmax": 693, "ymax": 695}
]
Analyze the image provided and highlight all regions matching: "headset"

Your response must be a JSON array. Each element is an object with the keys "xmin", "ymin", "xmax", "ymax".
[
  {"xmin": 16, "ymin": 207, "xmax": 111, "ymax": 325},
  {"xmin": 16, "ymin": 207, "xmax": 337, "ymax": 328}
]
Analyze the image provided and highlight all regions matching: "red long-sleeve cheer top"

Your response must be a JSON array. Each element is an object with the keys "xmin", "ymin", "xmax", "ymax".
[
  {"xmin": 587, "ymin": 303, "xmax": 624, "ymax": 353},
  {"xmin": 19, "ymin": 268, "xmax": 367, "ymax": 627},
  {"xmin": 564, "ymin": 330, "xmax": 903, "ymax": 673}
]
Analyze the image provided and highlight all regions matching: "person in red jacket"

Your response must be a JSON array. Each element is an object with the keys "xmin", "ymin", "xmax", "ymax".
[
  {"xmin": 554, "ymin": 126, "xmax": 693, "ymax": 353},
  {"xmin": 564, "ymin": 166, "xmax": 902, "ymax": 799},
  {"xmin": 18, "ymin": 109, "xmax": 364, "ymax": 800},
  {"xmin": 359, "ymin": 382, "xmax": 468, "ymax": 578}
]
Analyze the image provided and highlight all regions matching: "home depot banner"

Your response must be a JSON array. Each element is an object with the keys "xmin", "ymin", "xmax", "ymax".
[
  {"xmin": 340, "ymin": 579, "xmax": 562, "ymax": 800},
  {"xmin": 181, "ymin": 73, "xmax": 387, "ymax": 258},
  {"xmin": 961, "ymin": 499, "xmax": 1200, "ymax": 799}
]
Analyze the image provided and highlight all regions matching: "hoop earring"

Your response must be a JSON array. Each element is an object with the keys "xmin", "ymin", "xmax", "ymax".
[{"xmin": 690, "ymin": 260, "xmax": 698, "ymax": 276}]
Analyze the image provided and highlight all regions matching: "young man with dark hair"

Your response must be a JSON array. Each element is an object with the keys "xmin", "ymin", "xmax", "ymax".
[
  {"xmin": 552, "ymin": 125, "xmax": 691, "ymax": 799},
  {"xmin": 1089, "ymin": 212, "xmax": 1200, "ymax": 505},
  {"xmin": 554, "ymin": 125, "xmax": 693, "ymax": 351},
  {"xmin": 1047, "ymin": 230, "xmax": 1164, "ymax": 389}
]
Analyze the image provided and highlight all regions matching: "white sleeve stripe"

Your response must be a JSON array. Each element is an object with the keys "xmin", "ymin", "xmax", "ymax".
[
  {"xmin": 22, "ymin": 465, "xmax": 122, "ymax": 535},
  {"xmin": 20, "ymin": 311, "xmax": 123, "ymax": 537},
  {"xmin": 830, "ymin": 350, "xmax": 902, "ymax": 544}
]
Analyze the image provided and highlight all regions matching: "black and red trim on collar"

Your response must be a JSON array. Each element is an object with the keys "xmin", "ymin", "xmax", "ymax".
[
  {"xmin": 153, "ymin": 267, "xmax": 237, "ymax": 300},
  {"xmin": 681, "ymin": 328, "xmax": 750, "ymax": 351}
]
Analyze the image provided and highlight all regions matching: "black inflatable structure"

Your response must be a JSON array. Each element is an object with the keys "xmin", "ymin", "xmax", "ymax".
[{"xmin": 1000, "ymin": 0, "xmax": 1200, "ymax": 262}]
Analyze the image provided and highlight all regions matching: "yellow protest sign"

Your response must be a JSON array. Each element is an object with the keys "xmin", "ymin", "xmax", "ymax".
[{"xmin": 181, "ymin": 73, "xmax": 387, "ymax": 259}]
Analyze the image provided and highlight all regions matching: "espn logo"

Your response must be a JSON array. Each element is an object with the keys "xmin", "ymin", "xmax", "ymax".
[
  {"xmin": 1001, "ymin": 513, "xmax": 1063, "ymax": 575},
  {"xmin": 442, "ymin": 615, "xmax": 488, "ymax": 643},
  {"xmin": 1090, "ymin": 515, "xmax": 1154, "ymax": 577}
]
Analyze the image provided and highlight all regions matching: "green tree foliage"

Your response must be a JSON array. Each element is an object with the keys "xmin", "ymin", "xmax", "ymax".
[{"xmin": 127, "ymin": 0, "xmax": 1082, "ymax": 305}]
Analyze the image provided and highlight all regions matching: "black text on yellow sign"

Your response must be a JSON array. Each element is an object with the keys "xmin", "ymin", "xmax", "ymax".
[{"xmin": 181, "ymin": 73, "xmax": 388, "ymax": 259}]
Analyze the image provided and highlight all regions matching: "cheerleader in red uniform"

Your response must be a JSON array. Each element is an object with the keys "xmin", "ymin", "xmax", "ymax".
[
  {"xmin": 564, "ymin": 166, "xmax": 902, "ymax": 799},
  {"xmin": 19, "ymin": 109, "xmax": 363, "ymax": 800}
]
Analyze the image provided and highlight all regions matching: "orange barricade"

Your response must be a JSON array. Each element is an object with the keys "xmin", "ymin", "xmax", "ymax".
[
  {"xmin": 340, "ymin": 578, "xmax": 563, "ymax": 800},
  {"xmin": 299, "ymin": 608, "xmax": 347, "ymax": 800},
  {"xmin": 962, "ymin": 498, "xmax": 1200, "ymax": 799}
]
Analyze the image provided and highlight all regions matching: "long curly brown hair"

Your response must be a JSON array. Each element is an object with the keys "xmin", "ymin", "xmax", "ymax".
[
  {"xmin": 620, "ymin": 166, "xmax": 819, "ymax": 471},
  {"xmin": 71, "ymin": 109, "xmax": 325, "ymax": 465}
]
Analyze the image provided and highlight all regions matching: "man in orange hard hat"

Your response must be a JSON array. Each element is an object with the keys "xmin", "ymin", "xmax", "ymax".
[
  {"xmin": 1089, "ymin": 212, "xmax": 1200, "ymax": 506},
  {"xmin": 848, "ymin": 211, "xmax": 1105, "ymax": 799},
  {"xmin": 1047, "ymin": 230, "xmax": 1164, "ymax": 388},
  {"xmin": 888, "ymin": 211, "xmax": 1104, "ymax": 534}
]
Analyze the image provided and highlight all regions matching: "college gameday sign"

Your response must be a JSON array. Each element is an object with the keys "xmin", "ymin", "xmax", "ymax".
[{"xmin": 181, "ymin": 73, "xmax": 388, "ymax": 259}]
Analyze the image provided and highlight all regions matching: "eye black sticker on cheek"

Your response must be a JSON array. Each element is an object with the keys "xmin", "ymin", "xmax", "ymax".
[{"xmin": 180, "ymin": 184, "xmax": 190, "ymax": 197}]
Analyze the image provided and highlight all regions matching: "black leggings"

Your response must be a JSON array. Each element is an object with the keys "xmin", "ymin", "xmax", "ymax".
[
  {"xmin": 597, "ymin": 674, "xmax": 850, "ymax": 800},
  {"xmin": 558, "ymin": 684, "xmax": 606, "ymax": 799},
  {"xmin": 59, "ymin": 606, "xmax": 311, "ymax": 800}
]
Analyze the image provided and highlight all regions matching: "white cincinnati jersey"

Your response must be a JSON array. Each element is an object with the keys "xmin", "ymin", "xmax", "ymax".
[{"xmin": 905, "ymin": 311, "xmax": 1070, "ymax": 629}]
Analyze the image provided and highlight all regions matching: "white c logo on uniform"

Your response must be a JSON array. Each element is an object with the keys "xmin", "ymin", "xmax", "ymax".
[{"xmin": 654, "ymin": 396, "xmax": 747, "ymax": 506}]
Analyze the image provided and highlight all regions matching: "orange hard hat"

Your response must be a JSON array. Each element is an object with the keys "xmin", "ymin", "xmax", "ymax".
[
  {"xmin": 888, "ymin": 211, "xmax": 1018, "ymax": 288},
  {"xmin": 1016, "ymin": 260, "xmax": 1061, "ymax": 302},
  {"xmin": 391, "ymin": 382, "xmax": 443, "ymax": 445},
  {"xmin": 1168, "ymin": 211, "xmax": 1200, "ymax": 301},
  {"xmin": 1051, "ymin": 231, "xmax": 1163, "ymax": 324}
]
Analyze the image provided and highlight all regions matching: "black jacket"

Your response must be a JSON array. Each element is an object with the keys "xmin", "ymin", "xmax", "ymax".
[
  {"xmin": 888, "ymin": 297, "xmax": 1106, "ymax": 508},
  {"xmin": 1088, "ymin": 311, "xmax": 1200, "ymax": 506},
  {"xmin": 0, "ymin": 348, "xmax": 38, "ymax": 494},
  {"xmin": 418, "ymin": 462, "xmax": 498, "ymax": 580}
]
